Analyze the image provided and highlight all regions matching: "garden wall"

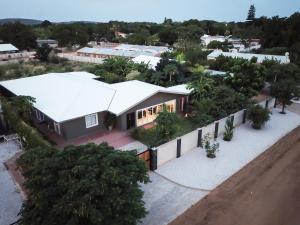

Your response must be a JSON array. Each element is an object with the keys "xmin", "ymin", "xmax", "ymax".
[{"xmin": 155, "ymin": 98, "xmax": 275, "ymax": 167}]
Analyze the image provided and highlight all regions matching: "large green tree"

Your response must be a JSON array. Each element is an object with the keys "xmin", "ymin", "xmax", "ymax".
[
  {"xmin": 0, "ymin": 22, "xmax": 37, "ymax": 50},
  {"xmin": 17, "ymin": 143, "xmax": 149, "ymax": 225},
  {"xmin": 271, "ymin": 80, "xmax": 299, "ymax": 114}
]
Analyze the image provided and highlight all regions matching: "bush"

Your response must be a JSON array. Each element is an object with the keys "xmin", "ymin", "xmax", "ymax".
[
  {"xmin": 202, "ymin": 133, "xmax": 220, "ymax": 158},
  {"xmin": 223, "ymin": 118, "xmax": 234, "ymax": 141},
  {"xmin": 247, "ymin": 105, "xmax": 271, "ymax": 129},
  {"xmin": 1, "ymin": 98, "xmax": 50, "ymax": 149},
  {"xmin": 130, "ymin": 127, "xmax": 160, "ymax": 148}
]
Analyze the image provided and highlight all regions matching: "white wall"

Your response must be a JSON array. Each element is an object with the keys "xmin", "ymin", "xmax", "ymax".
[
  {"xmin": 157, "ymin": 139, "xmax": 178, "ymax": 166},
  {"xmin": 155, "ymin": 98, "xmax": 275, "ymax": 167},
  {"xmin": 58, "ymin": 53, "xmax": 104, "ymax": 64}
]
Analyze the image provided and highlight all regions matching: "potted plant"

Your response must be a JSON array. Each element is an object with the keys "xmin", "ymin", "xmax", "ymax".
[
  {"xmin": 104, "ymin": 112, "xmax": 116, "ymax": 131},
  {"xmin": 202, "ymin": 133, "xmax": 220, "ymax": 158},
  {"xmin": 223, "ymin": 118, "xmax": 234, "ymax": 141}
]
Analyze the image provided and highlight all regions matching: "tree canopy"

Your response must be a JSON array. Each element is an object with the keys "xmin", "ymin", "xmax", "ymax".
[{"xmin": 17, "ymin": 143, "xmax": 149, "ymax": 225}]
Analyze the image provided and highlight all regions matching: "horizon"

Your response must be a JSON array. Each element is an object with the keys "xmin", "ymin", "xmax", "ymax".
[{"xmin": 1, "ymin": 0, "xmax": 300, "ymax": 23}]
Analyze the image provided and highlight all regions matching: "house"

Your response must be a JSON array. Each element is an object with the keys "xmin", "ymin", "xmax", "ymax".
[
  {"xmin": 207, "ymin": 49, "xmax": 290, "ymax": 64},
  {"xmin": 76, "ymin": 44, "xmax": 169, "ymax": 59},
  {"xmin": 0, "ymin": 43, "xmax": 32, "ymax": 63},
  {"xmin": 132, "ymin": 55, "xmax": 161, "ymax": 70},
  {"xmin": 36, "ymin": 39, "xmax": 58, "ymax": 48},
  {"xmin": 0, "ymin": 72, "xmax": 189, "ymax": 140},
  {"xmin": 0, "ymin": 44, "xmax": 19, "ymax": 54},
  {"xmin": 201, "ymin": 35, "xmax": 226, "ymax": 46}
]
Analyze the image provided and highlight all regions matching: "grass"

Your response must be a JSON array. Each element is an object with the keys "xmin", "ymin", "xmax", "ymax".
[
  {"xmin": 0, "ymin": 61, "xmax": 100, "ymax": 81},
  {"xmin": 131, "ymin": 117, "xmax": 197, "ymax": 147}
]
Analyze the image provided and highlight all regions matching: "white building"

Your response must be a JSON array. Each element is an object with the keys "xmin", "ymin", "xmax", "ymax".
[
  {"xmin": 201, "ymin": 35, "xmax": 226, "ymax": 46},
  {"xmin": 207, "ymin": 50, "xmax": 290, "ymax": 64},
  {"xmin": 132, "ymin": 55, "xmax": 161, "ymax": 70}
]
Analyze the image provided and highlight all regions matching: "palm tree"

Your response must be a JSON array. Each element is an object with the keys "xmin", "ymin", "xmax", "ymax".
[{"xmin": 187, "ymin": 70, "xmax": 215, "ymax": 102}]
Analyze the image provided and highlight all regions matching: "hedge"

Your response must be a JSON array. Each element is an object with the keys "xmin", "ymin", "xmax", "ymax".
[{"xmin": 1, "ymin": 97, "xmax": 51, "ymax": 149}]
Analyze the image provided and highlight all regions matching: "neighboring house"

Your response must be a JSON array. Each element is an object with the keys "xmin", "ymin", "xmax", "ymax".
[
  {"xmin": 0, "ymin": 44, "xmax": 19, "ymax": 54},
  {"xmin": 115, "ymin": 31, "xmax": 130, "ymax": 38},
  {"xmin": 76, "ymin": 44, "xmax": 169, "ymax": 59},
  {"xmin": 132, "ymin": 55, "xmax": 161, "ymax": 70},
  {"xmin": 201, "ymin": 35, "xmax": 226, "ymax": 46},
  {"xmin": 0, "ymin": 43, "xmax": 32, "ymax": 63},
  {"xmin": 0, "ymin": 72, "xmax": 189, "ymax": 140},
  {"xmin": 36, "ymin": 39, "xmax": 58, "ymax": 48},
  {"xmin": 207, "ymin": 49, "xmax": 290, "ymax": 64},
  {"xmin": 205, "ymin": 69, "xmax": 228, "ymax": 76}
]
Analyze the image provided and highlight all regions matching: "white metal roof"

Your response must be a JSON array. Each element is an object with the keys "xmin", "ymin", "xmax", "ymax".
[
  {"xmin": 166, "ymin": 84, "xmax": 192, "ymax": 95},
  {"xmin": 0, "ymin": 44, "xmax": 18, "ymax": 52},
  {"xmin": 132, "ymin": 55, "xmax": 161, "ymax": 70},
  {"xmin": 207, "ymin": 50, "xmax": 290, "ymax": 64},
  {"xmin": 109, "ymin": 80, "xmax": 188, "ymax": 116},
  {"xmin": 0, "ymin": 73, "xmax": 189, "ymax": 122},
  {"xmin": 0, "ymin": 72, "xmax": 115, "ymax": 123}
]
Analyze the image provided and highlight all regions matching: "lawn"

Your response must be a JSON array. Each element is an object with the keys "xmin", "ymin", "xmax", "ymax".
[{"xmin": 0, "ymin": 61, "xmax": 99, "ymax": 81}]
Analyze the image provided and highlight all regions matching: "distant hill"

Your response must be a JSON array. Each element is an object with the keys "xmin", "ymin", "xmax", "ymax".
[{"xmin": 0, "ymin": 18, "xmax": 43, "ymax": 25}]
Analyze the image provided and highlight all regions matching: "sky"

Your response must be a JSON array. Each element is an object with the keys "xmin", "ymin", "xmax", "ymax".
[{"xmin": 0, "ymin": 0, "xmax": 299, "ymax": 23}]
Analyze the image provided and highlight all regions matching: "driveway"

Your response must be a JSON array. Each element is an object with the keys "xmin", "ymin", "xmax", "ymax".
[
  {"xmin": 140, "ymin": 172, "xmax": 207, "ymax": 225},
  {"xmin": 0, "ymin": 142, "xmax": 22, "ymax": 225}
]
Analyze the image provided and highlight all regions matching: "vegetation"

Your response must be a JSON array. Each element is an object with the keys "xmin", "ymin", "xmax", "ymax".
[
  {"xmin": 155, "ymin": 107, "xmax": 180, "ymax": 142},
  {"xmin": 17, "ymin": 143, "xmax": 149, "ymax": 225},
  {"xmin": 247, "ymin": 105, "xmax": 271, "ymax": 129},
  {"xmin": 1, "ymin": 97, "xmax": 50, "ymax": 148},
  {"xmin": 271, "ymin": 80, "xmax": 299, "ymax": 114},
  {"xmin": 104, "ymin": 112, "xmax": 117, "ymax": 130},
  {"xmin": 223, "ymin": 118, "xmax": 234, "ymax": 141},
  {"xmin": 202, "ymin": 133, "xmax": 220, "ymax": 158}
]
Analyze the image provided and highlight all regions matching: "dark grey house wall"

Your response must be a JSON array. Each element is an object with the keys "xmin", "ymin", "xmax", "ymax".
[
  {"xmin": 116, "ymin": 92, "xmax": 185, "ymax": 130},
  {"xmin": 60, "ymin": 112, "xmax": 106, "ymax": 140}
]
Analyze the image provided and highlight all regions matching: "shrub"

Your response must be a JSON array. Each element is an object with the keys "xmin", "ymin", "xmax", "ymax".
[
  {"xmin": 248, "ymin": 105, "xmax": 271, "ymax": 129},
  {"xmin": 223, "ymin": 118, "xmax": 234, "ymax": 141},
  {"xmin": 1, "ymin": 97, "xmax": 50, "ymax": 149},
  {"xmin": 155, "ymin": 107, "xmax": 180, "ymax": 142},
  {"xmin": 202, "ymin": 133, "xmax": 220, "ymax": 158}
]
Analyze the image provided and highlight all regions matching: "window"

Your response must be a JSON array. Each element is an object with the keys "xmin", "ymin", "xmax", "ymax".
[
  {"xmin": 137, "ymin": 110, "xmax": 142, "ymax": 119},
  {"xmin": 148, "ymin": 107, "xmax": 153, "ymax": 115},
  {"xmin": 85, "ymin": 113, "xmax": 98, "ymax": 128},
  {"xmin": 143, "ymin": 110, "xmax": 147, "ymax": 117},
  {"xmin": 153, "ymin": 106, "xmax": 157, "ymax": 114}
]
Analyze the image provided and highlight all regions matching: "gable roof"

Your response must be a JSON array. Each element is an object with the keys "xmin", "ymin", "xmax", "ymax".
[
  {"xmin": 0, "ymin": 72, "xmax": 116, "ymax": 122},
  {"xmin": 109, "ymin": 80, "xmax": 187, "ymax": 116},
  {"xmin": 0, "ymin": 44, "xmax": 18, "ymax": 52},
  {"xmin": 0, "ymin": 73, "xmax": 189, "ymax": 122},
  {"xmin": 207, "ymin": 50, "xmax": 290, "ymax": 64}
]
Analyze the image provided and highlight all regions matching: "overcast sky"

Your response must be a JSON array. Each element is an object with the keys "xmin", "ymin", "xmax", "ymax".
[{"xmin": 1, "ymin": 0, "xmax": 299, "ymax": 23}]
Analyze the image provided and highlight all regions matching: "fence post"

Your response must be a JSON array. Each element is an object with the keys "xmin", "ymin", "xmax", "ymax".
[
  {"xmin": 265, "ymin": 99, "xmax": 269, "ymax": 109},
  {"xmin": 243, "ymin": 109, "xmax": 247, "ymax": 124},
  {"xmin": 150, "ymin": 148, "xmax": 157, "ymax": 171},
  {"xmin": 214, "ymin": 122, "xmax": 219, "ymax": 139},
  {"xmin": 197, "ymin": 129, "xmax": 202, "ymax": 148},
  {"xmin": 230, "ymin": 115, "xmax": 234, "ymax": 124},
  {"xmin": 177, "ymin": 139, "xmax": 181, "ymax": 158}
]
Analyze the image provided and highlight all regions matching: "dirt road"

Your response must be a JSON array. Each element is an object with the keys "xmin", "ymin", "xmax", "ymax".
[{"xmin": 171, "ymin": 126, "xmax": 300, "ymax": 225}]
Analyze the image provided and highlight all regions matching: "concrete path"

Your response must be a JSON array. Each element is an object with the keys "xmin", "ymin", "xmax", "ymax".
[
  {"xmin": 140, "ymin": 172, "xmax": 207, "ymax": 225},
  {"xmin": 0, "ymin": 142, "xmax": 22, "ymax": 225}
]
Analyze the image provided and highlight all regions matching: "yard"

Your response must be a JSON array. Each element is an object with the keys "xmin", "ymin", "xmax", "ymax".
[{"xmin": 156, "ymin": 108, "xmax": 300, "ymax": 190}]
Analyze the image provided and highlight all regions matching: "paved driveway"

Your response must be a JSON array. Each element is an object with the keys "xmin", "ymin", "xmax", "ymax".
[
  {"xmin": 140, "ymin": 172, "xmax": 207, "ymax": 225},
  {"xmin": 0, "ymin": 142, "xmax": 22, "ymax": 225}
]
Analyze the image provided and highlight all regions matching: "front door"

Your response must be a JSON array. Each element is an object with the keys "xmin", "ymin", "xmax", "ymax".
[{"xmin": 126, "ymin": 112, "xmax": 135, "ymax": 130}]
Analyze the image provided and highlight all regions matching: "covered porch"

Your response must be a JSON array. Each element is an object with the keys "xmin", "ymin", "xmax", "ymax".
[{"xmin": 34, "ymin": 120, "xmax": 137, "ymax": 150}]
